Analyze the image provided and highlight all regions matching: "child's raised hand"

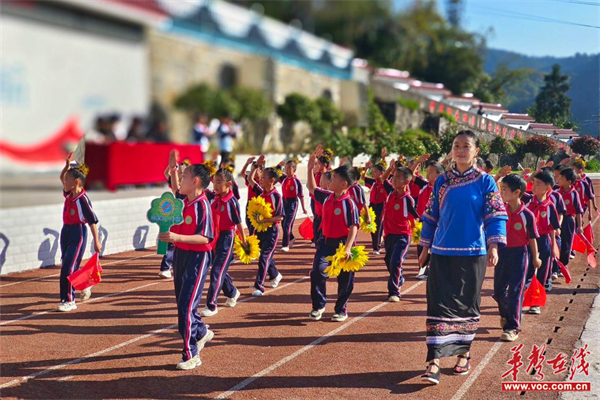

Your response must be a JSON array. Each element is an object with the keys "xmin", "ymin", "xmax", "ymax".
[
  {"xmin": 381, "ymin": 147, "xmax": 387, "ymax": 159},
  {"xmin": 546, "ymin": 161, "xmax": 554, "ymax": 169},
  {"xmin": 521, "ymin": 168, "xmax": 531, "ymax": 176},
  {"xmin": 560, "ymin": 157, "xmax": 571, "ymax": 166},
  {"xmin": 65, "ymin": 152, "xmax": 73, "ymax": 165},
  {"xmin": 496, "ymin": 165, "xmax": 511, "ymax": 178},
  {"xmin": 257, "ymin": 155, "xmax": 266, "ymax": 166},
  {"xmin": 169, "ymin": 149, "xmax": 179, "ymax": 169},
  {"xmin": 365, "ymin": 160, "xmax": 373, "ymax": 170},
  {"xmin": 278, "ymin": 160, "xmax": 286, "ymax": 167},
  {"xmin": 417, "ymin": 153, "xmax": 431, "ymax": 163}
]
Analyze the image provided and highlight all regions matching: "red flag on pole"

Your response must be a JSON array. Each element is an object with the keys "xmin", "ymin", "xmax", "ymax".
[
  {"xmin": 583, "ymin": 224, "xmax": 595, "ymax": 244},
  {"xmin": 572, "ymin": 234, "xmax": 587, "ymax": 253},
  {"xmin": 554, "ymin": 259, "xmax": 572, "ymax": 284},
  {"xmin": 577, "ymin": 233, "xmax": 597, "ymax": 268},
  {"xmin": 67, "ymin": 253, "xmax": 103, "ymax": 290},
  {"xmin": 523, "ymin": 275, "xmax": 547, "ymax": 308},
  {"xmin": 299, "ymin": 218, "xmax": 314, "ymax": 240}
]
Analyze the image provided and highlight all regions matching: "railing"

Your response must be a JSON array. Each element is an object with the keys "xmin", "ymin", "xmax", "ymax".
[{"xmin": 371, "ymin": 80, "xmax": 570, "ymax": 152}]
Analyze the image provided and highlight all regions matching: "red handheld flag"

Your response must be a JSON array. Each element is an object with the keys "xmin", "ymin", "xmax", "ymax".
[
  {"xmin": 554, "ymin": 259, "xmax": 572, "ymax": 284},
  {"xmin": 577, "ymin": 233, "xmax": 597, "ymax": 268},
  {"xmin": 523, "ymin": 275, "xmax": 547, "ymax": 308},
  {"xmin": 583, "ymin": 224, "xmax": 595, "ymax": 244},
  {"xmin": 67, "ymin": 253, "xmax": 103, "ymax": 290},
  {"xmin": 299, "ymin": 218, "xmax": 314, "ymax": 240},
  {"xmin": 572, "ymin": 234, "xmax": 587, "ymax": 254}
]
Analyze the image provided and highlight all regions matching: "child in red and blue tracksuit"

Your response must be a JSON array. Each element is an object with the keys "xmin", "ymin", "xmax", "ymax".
[
  {"xmin": 280, "ymin": 160, "xmax": 307, "ymax": 251},
  {"xmin": 58, "ymin": 156, "xmax": 102, "ymax": 311},
  {"xmin": 382, "ymin": 166, "xmax": 419, "ymax": 300},
  {"xmin": 312, "ymin": 171, "xmax": 332, "ymax": 245},
  {"xmin": 494, "ymin": 174, "xmax": 539, "ymax": 340},
  {"xmin": 363, "ymin": 163, "xmax": 387, "ymax": 254},
  {"xmin": 527, "ymin": 171, "xmax": 561, "ymax": 293},
  {"xmin": 557, "ymin": 168, "xmax": 584, "ymax": 268},
  {"xmin": 241, "ymin": 158, "xmax": 262, "ymax": 236},
  {"xmin": 248, "ymin": 157, "xmax": 285, "ymax": 296},
  {"xmin": 159, "ymin": 164, "xmax": 215, "ymax": 370},
  {"xmin": 202, "ymin": 168, "xmax": 246, "ymax": 317},
  {"xmin": 307, "ymin": 154, "xmax": 359, "ymax": 322}
]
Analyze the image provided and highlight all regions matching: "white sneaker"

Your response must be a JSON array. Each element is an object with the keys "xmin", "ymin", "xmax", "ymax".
[
  {"xmin": 570, "ymin": 254, "xmax": 575, "ymax": 259},
  {"xmin": 332, "ymin": 313, "xmax": 348, "ymax": 322},
  {"xmin": 281, "ymin": 247, "xmax": 290, "ymax": 252},
  {"xmin": 197, "ymin": 329, "xmax": 214, "ymax": 352},
  {"xmin": 80, "ymin": 287, "xmax": 92, "ymax": 302},
  {"xmin": 389, "ymin": 295, "xmax": 400, "ymax": 302},
  {"xmin": 224, "ymin": 290, "xmax": 240, "ymax": 308},
  {"xmin": 158, "ymin": 270, "xmax": 172, "ymax": 279},
  {"xmin": 529, "ymin": 306, "xmax": 542, "ymax": 315},
  {"xmin": 176, "ymin": 355, "xmax": 201, "ymax": 370},
  {"xmin": 200, "ymin": 307, "xmax": 218, "ymax": 317},
  {"xmin": 311, "ymin": 243, "xmax": 316, "ymax": 248},
  {"xmin": 552, "ymin": 272, "xmax": 559, "ymax": 280},
  {"xmin": 252, "ymin": 289, "xmax": 263, "ymax": 297},
  {"xmin": 373, "ymin": 250, "xmax": 381, "ymax": 255},
  {"xmin": 57, "ymin": 301, "xmax": 77, "ymax": 312},
  {"xmin": 309, "ymin": 308, "xmax": 325, "ymax": 321},
  {"xmin": 270, "ymin": 273, "xmax": 283, "ymax": 288}
]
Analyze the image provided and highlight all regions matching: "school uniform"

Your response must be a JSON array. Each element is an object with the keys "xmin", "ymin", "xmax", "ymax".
[
  {"xmin": 547, "ymin": 189, "xmax": 566, "ymax": 276},
  {"xmin": 348, "ymin": 182, "xmax": 366, "ymax": 213},
  {"xmin": 494, "ymin": 202, "xmax": 538, "ymax": 332},
  {"xmin": 558, "ymin": 187, "xmax": 583, "ymax": 267},
  {"xmin": 245, "ymin": 175, "xmax": 258, "ymax": 235},
  {"xmin": 280, "ymin": 175, "xmax": 304, "ymax": 248},
  {"xmin": 364, "ymin": 176, "xmax": 387, "ymax": 252},
  {"xmin": 382, "ymin": 181, "xmax": 419, "ymax": 297},
  {"xmin": 160, "ymin": 191, "xmax": 187, "ymax": 273},
  {"xmin": 206, "ymin": 190, "xmax": 241, "ymax": 311},
  {"xmin": 527, "ymin": 196, "xmax": 561, "ymax": 291},
  {"xmin": 574, "ymin": 178, "xmax": 593, "ymax": 213},
  {"xmin": 310, "ymin": 172, "xmax": 323, "ymax": 221},
  {"xmin": 60, "ymin": 190, "xmax": 99, "ymax": 303},
  {"xmin": 410, "ymin": 174, "xmax": 429, "ymax": 208},
  {"xmin": 251, "ymin": 185, "xmax": 284, "ymax": 292},
  {"xmin": 170, "ymin": 193, "xmax": 214, "ymax": 362},
  {"xmin": 312, "ymin": 188, "xmax": 332, "ymax": 247},
  {"xmin": 311, "ymin": 190, "xmax": 359, "ymax": 315},
  {"xmin": 416, "ymin": 182, "xmax": 434, "ymax": 273}
]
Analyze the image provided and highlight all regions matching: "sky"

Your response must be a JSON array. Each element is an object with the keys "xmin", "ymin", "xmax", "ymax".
[{"xmin": 396, "ymin": 0, "xmax": 600, "ymax": 57}]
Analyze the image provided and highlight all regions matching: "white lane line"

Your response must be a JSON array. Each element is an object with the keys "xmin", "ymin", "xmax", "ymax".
[
  {"xmin": 0, "ymin": 324, "xmax": 177, "ymax": 389},
  {"xmin": 57, "ymin": 375, "xmax": 74, "ymax": 382},
  {"xmin": 215, "ymin": 280, "xmax": 426, "ymax": 399},
  {"xmin": 0, "ymin": 253, "xmax": 157, "ymax": 288},
  {"xmin": 450, "ymin": 340, "xmax": 503, "ymax": 400},
  {"xmin": 0, "ymin": 275, "xmax": 312, "ymax": 389}
]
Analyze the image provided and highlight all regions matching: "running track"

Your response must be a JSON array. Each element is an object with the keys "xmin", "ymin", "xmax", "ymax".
[{"xmin": 1, "ymin": 205, "xmax": 599, "ymax": 399}]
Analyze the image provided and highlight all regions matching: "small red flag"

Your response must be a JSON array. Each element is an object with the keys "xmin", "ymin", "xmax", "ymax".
[
  {"xmin": 554, "ymin": 259, "xmax": 572, "ymax": 284},
  {"xmin": 299, "ymin": 218, "xmax": 314, "ymax": 240},
  {"xmin": 523, "ymin": 275, "xmax": 547, "ymax": 308},
  {"xmin": 67, "ymin": 253, "xmax": 102, "ymax": 290},
  {"xmin": 583, "ymin": 224, "xmax": 595, "ymax": 244},
  {"xmin": 572, "ymin": 234, "xmax": 587, "ymax": 253},
  {"xmin": 577, "ymin": 233, "xmax": 597, "ymax": 268}
]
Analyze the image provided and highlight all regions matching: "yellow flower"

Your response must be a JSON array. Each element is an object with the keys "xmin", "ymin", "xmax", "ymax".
[
  {"xmin": 234, "ymin": 235, "xmax": 261, "ymax": 264},
  {"xmin": 360, "ymin": 207, "xmax": 377, "ymax": 234},
  {"xmin": 412, "ymin": 220, "xmax": 423, "ymax": 244},
  {"xmin": 247, "ymin": 197, "xmax": 274, "ymax": 232},
  {"xmin": 575, "ymin": 157, "xmax": 587, "ymax": 169},
  {"xmin": 203, "ymin": 160, "xmax": 217, "ymax": 176},
  {"xmin": 324, "ymin": 243, "xmax": 369, "ymax": 277},
  {"xmin": 377, "ymin": 160, "xmax": 388, "ymax": 169}
]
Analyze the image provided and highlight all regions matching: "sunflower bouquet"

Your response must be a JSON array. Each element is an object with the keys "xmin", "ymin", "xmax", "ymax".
[
  {"xmin": 324, "ymin": 243, "xmax": 369, "ymax": 278},
  {"xmin": 360, "ymin": 207, "xmax": 377, "ymax": 234},
  {"xmin": 412, "ymin": 220, "xmax": 423, "ymax": 245},
  {"xmin": 248, "ymin": 197, "xmax": 274, "ymax": 232},
  {"xmin": 234, "ymin": 235, "xmax": 261, "ymax": 264}
]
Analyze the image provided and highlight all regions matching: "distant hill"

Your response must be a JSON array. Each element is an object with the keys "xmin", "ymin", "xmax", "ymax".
[{"xmin": 484, "ymin": 49, "xmax": 599, "ymax": 137}]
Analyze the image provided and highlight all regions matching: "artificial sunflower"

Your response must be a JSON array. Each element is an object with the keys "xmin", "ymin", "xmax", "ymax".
[
  {"xmin": 234, "ymin": 235, "xmax": 261, "ymax": 264},
  {"xmin": 360, "ymin": 207, "xmax": 377, "ymax": 234},
  {"xmin": 377, "ymin": 159, "xmax": 388, "ymax": 169},
  {"xmin": 324, "ymin": 243, "xmax": 369, "ymax": 278},
  {"xmin": 412, "ymin": 220, "xmax": 423, "ymax": 245},
  {"xmin": 248, "ymin": 197, "xmax": 274, "ymax": 232},
  {"xmin": 203, "ymin": 160, "xmax": 217, "ymax": 176}
]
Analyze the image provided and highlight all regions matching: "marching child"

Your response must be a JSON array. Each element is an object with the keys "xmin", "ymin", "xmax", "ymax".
[
  {"xmin": 201, "ymin": 168, "xmax": 246, "ymax": 317},
  {"xmin": 494, "ymin": 174, "xmax": 540, "ymax": 341},
  {"xmin": 527, "ymin": 171, "xmax": 561, "ymax": 312},
  {"xmin": 248, "ymin": 155, "xmax": 284, "ymax": 296},
  {"xmin": 572, "ymin": 161, "xmax": 598, "ymax": 223},
  {"xmin": 158, "ymin": 162, "xmax": 215, "ymax": 370},
  {"xmin": 415, "ymin": 161, "xmax": 445, "ymax": 280},
  {"xmin": 312, "ymin": 171, "xmax": 333, "ymax": 246},
  {"xmin": 280, "ymin": 160, "xmax": 307, "ymax": 252},
  {"xmin": 58, "ymin": 153, "xmax": 102, "ymax": 311},
  {"xmin": 381, "ymin": 163, "xmax": 419, "ymax": 301},
  {"xmin": 241, "ymin": 157, "xmax": 261, "ymax": 236},
  {"xmin": 363, "ymin": 161, "xmax": 387, "ymax": 255},
  {"xmin": 557, "ymin": 168, "xmax": 584, "ymax": 268},
  {"xmin": 306, "ymin": 145, "xmax": 359, "ymax": 322}
]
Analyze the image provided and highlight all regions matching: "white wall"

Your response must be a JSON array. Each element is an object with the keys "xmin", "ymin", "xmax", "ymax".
[{"xmin": 0, "ymin": 13, "xmax": 149, "ymax": 169}]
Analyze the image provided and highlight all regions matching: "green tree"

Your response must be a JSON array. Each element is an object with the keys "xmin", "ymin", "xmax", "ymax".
[
  {"xmin": 276, "ymin": 93, "xmax": 321, "ymax": 126},
  {"xmin": 525, "ymin": 135, "xmax": 558, "ymax": 166},
  {"xmin": 571, "ymin": 136, "xmax": 600, "ymax": 159},
  {"xmin": 229, "ymin": 87, "xmax": 272, "ymax": 120},
  {"xmin": 474, "ymin": 63, "xmax": 532, "ymax": 104},
  {"xmin": 528, "ymin": 64, "xmax": 573, "ymax": 128},
  {"xmin": 173, "ymin": 83, "xmax": 215, "ymax": 116},
  {"xmin": 489, "ymin": 136, "xmax": 516, "ymax": 156}
]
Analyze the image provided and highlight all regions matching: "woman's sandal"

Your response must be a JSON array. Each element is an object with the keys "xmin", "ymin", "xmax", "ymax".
[
  {"xmin": 421, "ymin": 362, "xmax": 441, "ymax": 385},
  {"xmin": 453, "ymin": 354, "xmax": 472, "ymax": 375}
]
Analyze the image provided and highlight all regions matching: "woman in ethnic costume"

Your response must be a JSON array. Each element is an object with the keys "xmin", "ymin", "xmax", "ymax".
[{"xmin": 418, "ymin": 130, "xmax": 508, "ymax": 384}]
